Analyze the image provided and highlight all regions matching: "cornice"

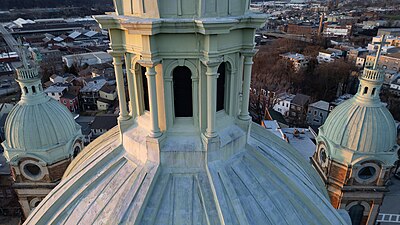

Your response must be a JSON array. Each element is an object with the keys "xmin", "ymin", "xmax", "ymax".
[{"xmin": 94, "ymin": 13, "xmax": 268, "ymax": 35}]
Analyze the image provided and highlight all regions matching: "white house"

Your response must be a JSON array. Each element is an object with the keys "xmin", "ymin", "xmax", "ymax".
[
  {"xmin": 44, "ymin": 86, "xmax": 67, "ymax": 101},
  {"xmin": 280, "ymin": 53, "xmax": 309, "ymax": 71},
  {"xmin": 273, "ymin": 93, "xmax": 295, "ymax": 117},
  {"xmin": 317, "ymin": 51, "xmax": 337, "ymax": 63},
  {"xmin": 62, "ymin": 52, "xmax": 113, "ymax": 68}
]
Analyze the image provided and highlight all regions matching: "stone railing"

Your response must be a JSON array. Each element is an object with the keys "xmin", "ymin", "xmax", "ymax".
[
  {"xmin": 16, "ymin": 67, "xmax": 40, "ymax": 80},
  {"xmin": 361, "ymin": 68, "xmax": 383, "ymax": 81}
]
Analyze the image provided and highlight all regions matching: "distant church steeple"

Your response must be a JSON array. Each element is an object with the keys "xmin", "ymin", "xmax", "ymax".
[{"xmin": 2, "ymin": 42, "xmax": 83, "ymax": 219}]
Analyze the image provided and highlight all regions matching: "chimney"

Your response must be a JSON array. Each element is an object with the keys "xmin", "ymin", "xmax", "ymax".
[{"xmin": 318, "ymin": 13, "xmax": 325, "ymax": 36}]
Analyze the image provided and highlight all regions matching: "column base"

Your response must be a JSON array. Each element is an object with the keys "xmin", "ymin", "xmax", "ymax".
[
  {"xmin": 146, "ymin": 133, "xmax": 165, "ymax": 163},
  {"xmin": 238, "ymin": 114, "xmax": 251, "ymax": 121},
  {"xmin": 201, "ymin": 132, "xmax": 220, "ymax": 152},
  {"xmin": 204, "ymin": 130, "xmax": 218, "ymax": 138},
  {"xmin": 149, "ymin": 130, "xmax": 163, "ymax": 138}
]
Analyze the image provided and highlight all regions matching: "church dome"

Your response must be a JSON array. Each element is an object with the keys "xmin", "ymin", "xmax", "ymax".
[
  {"xmin": 320, "ymin": 96, "xmax": 397, "ymax": 154},
  {"xmin": 4, "ymin": 95, "xmax": 80, "ymax": 152},
  {"xmin": 25, "ymin": 125, "xmax": 349, "ymax": 225}
]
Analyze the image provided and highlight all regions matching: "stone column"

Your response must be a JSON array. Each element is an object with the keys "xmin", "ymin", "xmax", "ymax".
[
  {"xmin": 125, "ymin": 53, "xmax": 137, "ymax": 117},
  {"xmin": 112, "ymin": 53, "xmax": 129, "ymax": 121},
  {"xmin": 145, "ymin": 66, "xmax": 162, "ymax": 138},
  {"xmin": 205, "ymin": 62, "xmax": 219, "ymax": 138},
  {"xmin": 239, "ymin": 53, "xmax": 255, "ymax": 121},
  {"xmin": 367, "ymin": 204, "xmax": 380, "ymax": 225},
  {"xmin": 192, "ymin": 77, "xmax": 199, "ymax": 126}
]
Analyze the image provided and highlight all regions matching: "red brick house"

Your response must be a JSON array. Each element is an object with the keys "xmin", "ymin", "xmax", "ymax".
[{"xmin": 60, "ymin": 93, "xmax": 79, "ymax": 113}]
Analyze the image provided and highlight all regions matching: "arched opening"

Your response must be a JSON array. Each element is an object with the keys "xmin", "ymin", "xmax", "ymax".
[
  {"xmin": 141, "ymin": 66, "xmax": 150, "ymax": 111},
  {"xmin": 348, "ymin": 203, "xmax": 365, "ymax": 225},
  {"xmin": 371, "ymin": 88, "xmax": 376, "ymax": 96},
  {"xmin": 173, "ymin": 66, "xmax": 193, "ymax": 117},
  {"xmin": 24, "ymin": 86, "xmax": 28, "ymax": 94},
  {"xmin": 217, "ymin": 62, "xmax": 226, "ymax": 112},
  {"xmin": 363, "ymin": 87, "xmax": 368, "ymax": 95},
  {"xmin": 32, "ymin": 86, "xmax": 36, "ymax": 94}
]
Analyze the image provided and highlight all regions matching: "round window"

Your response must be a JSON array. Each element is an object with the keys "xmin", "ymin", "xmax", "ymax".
[
  {"xmin": 24, "ymin": 163, "xmax": 41, "ymax": 177},
  {"xmin": 34, "ymin": 201, "xmax": 41, "ymax": 207},
  {"xmin": 20, "ymin": 160, "xmax": 45, "ymax": 181},
  {"xmin": 358, "ymin": 166, "xmax": 376, "ymax": 180}
]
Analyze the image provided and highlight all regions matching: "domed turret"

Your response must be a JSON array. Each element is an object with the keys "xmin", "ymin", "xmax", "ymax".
[
  {"xmin": 1, "ymin": 44, "xmax": 83, "ymax": 218},
  {"xmin": 312, "ymin": 35, "xmax": 399, "ymax": 225}
]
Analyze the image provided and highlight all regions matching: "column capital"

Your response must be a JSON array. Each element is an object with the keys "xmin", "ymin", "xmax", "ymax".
[
  {"xmin": 137, "ymin": 59, "xmax": 161, "ymax": 68},
  {"xmin": 145, "ymin": 66, "xmax": 157, "ymax": 77},
  {"xmin": 108, "ymin": 50, "xmax": 125, "ymax": 58},
  {"xmin": 201, "ymin": 57, "xmax": 222, "ymax": 68},
  {"xmin": 241, "ymin": 49, "xmax": 258, "ymax": 58}
]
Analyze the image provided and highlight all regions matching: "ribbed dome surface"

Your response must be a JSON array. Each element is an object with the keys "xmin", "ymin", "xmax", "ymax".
[
  {"xmin": 321, "ymin": 97, "xmax": 397, "ymax": 153},
  {"xmin": 4, "ymin": 96, "xmax": 79, "ymax": 150},
  {"xmin": 25, "ymin": 125, "xmax": 349, "ymax": 225}
]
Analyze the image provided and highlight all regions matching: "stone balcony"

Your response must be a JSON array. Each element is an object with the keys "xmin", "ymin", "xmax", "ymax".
[
  {"xmin": 16, "ymin": 67, "xmax": 40, "ymax": 80},
  {"xmin": 361, "ymin": 68, "xmax": 383, "ymax": 82}
]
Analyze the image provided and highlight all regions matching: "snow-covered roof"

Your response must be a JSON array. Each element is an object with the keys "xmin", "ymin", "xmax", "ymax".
[
  {"xmin": 84, "ymin": 30, "xmax": 98, "ymax": 37},
  {"xmin": 69, "ymin": 31, "xmax": 82, "ymax": 39}
]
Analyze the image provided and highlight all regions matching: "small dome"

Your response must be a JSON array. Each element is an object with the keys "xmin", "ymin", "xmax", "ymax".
[
  {"xmin": 320, "ymin": 97, "xmax": 397, "ymax": 154},
  {"xmin": 4, "ymin": 96, "xmax": 80, "ymax": 151}
]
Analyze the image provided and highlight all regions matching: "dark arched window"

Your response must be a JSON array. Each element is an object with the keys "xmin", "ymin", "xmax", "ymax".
[
  {"xmin": 349, "ymin": 204, "xmax": 364, "ymax": 225},
  {"xmin": 363, "ymin": 87, "xmax": 368, "ymax": 95},
  {"xmin": 24, "ymin": 86, "xmax": 28, "ymax": 94},
  {"xmin": 371, "ymin": 88, "xmax": 376, "ymax": 96},
  {"xmin": 217, "ymin": 63, "xmax": 226, "ymax": 111},
  {"xmin": 141, "ymin": 66, "xmax": 150, "ymax": 111},
  {"xmin": 73, "ymin": 146, "xmax": 81, "ymax": 158},
  {"xmin": 32, "ymin": 86, "xmax": 36, "ymax": 94},
  {"xmin": 173, "ymin": 66, "xmax": 192, "ymax": 117}
]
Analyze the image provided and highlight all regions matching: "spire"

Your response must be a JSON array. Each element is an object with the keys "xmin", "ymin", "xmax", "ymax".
[
  {"xmin": 355, "ymin": 35, "xmax": 388, "ymax": 103},
  {"xmin": 372, "ymin": 35, "xmax": 389, "ymax": 70},
  {"xmin": 15, "ymin": 39, "xmax": 40, "ymax": 82},
  {"xmin": 14, "ymin": 40, "xmax": 46, "ymax": 101}
]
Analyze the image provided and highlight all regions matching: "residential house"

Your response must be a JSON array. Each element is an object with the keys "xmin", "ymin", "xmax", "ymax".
[
  {"xmin": 306, "ymin": 100, "xmax": 329, "ymax": 126},
  {"xmin": 90, "ymin": 114, "xmax": 118, "ymax": 139},
  {"xmin": 75, "ymin": 116, "xmax": 95, "ymax": 145},
  {"xmin": 97, "ymin": 85, "xmax": 117, "ymax": 111},
  {"xmin": 62, "ymin": 52, "xmax": 113, "ymax": 68},
  {"xmin": 323, "ymin": 24, "xmax": 352, "ymax": 37},
  {"xmin": 317, "ymin": 49, "xmax": 343, "ymax": 63},
  {"xmin": 280, "ymin": 53, "xmax": 309, "ymax": 71},
  {"xmin": 80, "ymin": 78, "xmax": 107, "ymax": 111},
  {"xmin": 390, "ymin": 76, "xmax": 400, "ymax": 96},
  {"xmin": 329, "ymin": 94, "xmax": 353, "ymax": 112},
  {"xmin": 272, "ymin": 92, "xmax": 295, "ymax": 117},
  {"xmin": 60, "ymin": 92, "xmax": 79, "ymax": 113},
  {"xmin": 365, "ymin": 53, "xmax": 400, "ymax": 72},
  {"xmin": 288, "ymin": 94, "xmax": 311, "ymax": 127},
  {"xmin": 44, "ymin": 85, "xmax": 68, "ymax": 101}
]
